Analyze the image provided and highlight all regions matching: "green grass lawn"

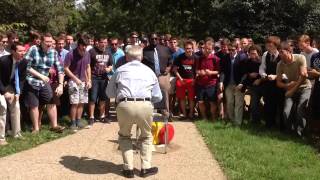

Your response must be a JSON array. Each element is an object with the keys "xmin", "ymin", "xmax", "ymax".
[
  {"xmin": 195, "ymin": 120, "xmax": 320, "ymax": 180},
  {"xmin": 0, "ymin": 116, "xmax": 75, "ymax": 158}
]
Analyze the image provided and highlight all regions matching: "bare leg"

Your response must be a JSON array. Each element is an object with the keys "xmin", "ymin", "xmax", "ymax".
[
  {"xmin": 198, "ymin": 101, "xmax": 207, "ymax": 120},
  {"xmin": 88, "ymin": 102, "xmax": 95, "ymax": 119},
  {"xmin": 188, "ymin": 99, "xmax": 195, "ymax": 118},
  {"xmin": 30, "ymin": 107, "xmax": 40, "ymax": 132},
  {"xmin": 47, "ymin": 104, "xmax": 58, "ymax": 128},
  {"xmin": 70, "ymin": 104, "xmax": 78, "ymax": 121},
  {"xmin": 210, "ymin": 102, "xmax": 218, "ymax": 121},
  {"xmin": 179, "ymin": 98, "xmax": 187, "ymax": 117},
  {"xmin": 99, "ymin": 101, "xmax": 106, "ymax": 118},
  {"xmin": 76, "ymin": 103, "xmax": 84, "ymax": 120}
]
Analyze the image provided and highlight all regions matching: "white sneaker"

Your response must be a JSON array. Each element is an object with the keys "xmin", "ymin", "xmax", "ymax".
[
  {"xmin": 0, "ymin": 139, "xmax": 8, "ymax": 146},
  {"xmin": 13, "ymin": 132, "xmax": 24, "ymax": 139}
]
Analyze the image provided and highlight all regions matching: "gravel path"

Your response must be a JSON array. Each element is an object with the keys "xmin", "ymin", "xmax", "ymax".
[{"xmin": 0, "ymin": 121, "xmax": 226, "ymax": 180}]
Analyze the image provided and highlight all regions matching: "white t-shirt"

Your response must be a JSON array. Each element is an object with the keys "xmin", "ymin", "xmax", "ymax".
[{"xmin": 301, "ymin": 48, "xmax": 319, "ymax": 68}]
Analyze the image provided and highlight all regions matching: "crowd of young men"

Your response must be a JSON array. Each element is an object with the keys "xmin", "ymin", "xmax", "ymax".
[{"xmin": 0, "ymin": 30, "xmax": 319, "ymax": 146}]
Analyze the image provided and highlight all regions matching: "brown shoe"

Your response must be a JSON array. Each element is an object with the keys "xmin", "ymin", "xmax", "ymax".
[{"xmin": 50, "ymin": 125, "xmax": 65, "ymax": 133}]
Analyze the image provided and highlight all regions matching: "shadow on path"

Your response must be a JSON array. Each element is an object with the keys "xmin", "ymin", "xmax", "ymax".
[{"xmin": 59, "ymin": 156, "xmax": 123, "ymax": 176}]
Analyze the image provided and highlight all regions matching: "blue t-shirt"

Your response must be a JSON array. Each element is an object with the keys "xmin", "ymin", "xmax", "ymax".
[
  {"xmin": 109, "ymin": 48, "xmax": 125, "ymax": 75},
  {"xmin": 171, "ymin": 48, "xmax": 185, "ymax": 62},
  {"xmin": 311, "ymin": 52, "xmax": 320, "ymax": 82}
]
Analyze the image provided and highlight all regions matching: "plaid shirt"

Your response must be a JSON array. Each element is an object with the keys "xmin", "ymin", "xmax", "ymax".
[{"xmin": 25, "ymin": 45, "xmax": 64, "ymax": 87}]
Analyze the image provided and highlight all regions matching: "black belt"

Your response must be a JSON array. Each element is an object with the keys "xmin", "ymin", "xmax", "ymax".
[{"xmin": 119, "ymin": 97, "xmax": 151, "ymax": 103}]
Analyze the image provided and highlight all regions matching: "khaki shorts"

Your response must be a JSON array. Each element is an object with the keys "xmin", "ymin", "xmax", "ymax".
[
  {"xmin": 68, "ymin": 80, "xmax": 88, "ymax": 104},
  {"xmin": 169, "ymin": 76, "xmax": 176, "ymax": 95}
]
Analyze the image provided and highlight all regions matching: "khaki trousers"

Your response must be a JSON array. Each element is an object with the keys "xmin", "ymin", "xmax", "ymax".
[
  {"xmin": 0, "ymin": 94, "xmax": 21, "ymax": 140},
  {"xmin": 116, "ymin": 101, "xmax": 153, "ymax": 170},
  {"xmin": 225, "ymin": 84, "xmax": 244, "ymax": 125},
  {"xmin": 158, "ymin": 74, "xmax": 170, "ymax": 113}
]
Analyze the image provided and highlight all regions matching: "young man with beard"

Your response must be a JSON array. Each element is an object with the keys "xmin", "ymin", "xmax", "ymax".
[
  {"xmin": 276, "ymin": 41, "xmax": 311, "ymax": 136},
  {"xmin": 237, "ymin": 45, "xmax": 262, "ymax": 125},
  {"xmin": 173, "ymin": 41, "xmax": 197, "ymax": 119},
  {"xmin": 24, "ymin": 33, "xmax": 64, "ymax": 133},
  {"xmin": 195, "ymin": 37, "xmax": 220, "ymax": 121},
  {"xmin": 88, "ymin": 36, "xmax": 113, "ymax": 126},
  {"xmin": 298, "ymin": 34, "xmax": 318, "ymax": 68},
  {"xmin": 64, "ymin": 36, "xmax": 92, "ymax": 132}
]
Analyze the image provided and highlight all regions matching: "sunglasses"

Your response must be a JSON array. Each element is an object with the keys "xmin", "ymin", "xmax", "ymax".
[{"xmin": 111, "ymin": 43, "xmax": 118, "ymax": 46}]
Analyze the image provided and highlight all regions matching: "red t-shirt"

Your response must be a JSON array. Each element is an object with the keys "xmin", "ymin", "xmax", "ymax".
[{"xmin": 196, "ymin": 53, "xmax": 220, "ymax": 87}]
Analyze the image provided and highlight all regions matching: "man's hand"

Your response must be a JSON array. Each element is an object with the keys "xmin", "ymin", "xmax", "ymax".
[
  {"xmin": 74, "ymin": 78, "xmax": 82, "ymax": 86},
  {"xmin": 267, "ymin": 75, "xmax": 277, "ymax": 81},
  {"xmin": 85, "ymin": 81, "xmax": 92, "ymax": 90},
  {"xmin": 105, "ymin": 67, "xmax": 112, "ymax": 73},
  {"xmin": 219, "ymin": 82, "xmax": 224, "ymax": 92},
  {"xmin": 249, "ymin": 72, "xmax": 259, "ymax": 79},
  {"xmin": 236, "ymin": 84, "xmax": 243, "ymax": 91},
  {"xmin": 308, "ymin": 69, "xmax": 320, "ymax": 78},
  {"xmin": 40, "ymin": 75, "xmax": 50, "ymax": 83},
  {"xmin": 55, "ymin": 84, "xmax": 63, "ymax": 96},
  {"xmin": 286, "ymin": 81, "xmax": 297, "ymax": 90},
  {"xmin": 253, "ymin": 79, "xmax": 261, "ymax": 86},
  {"xmin": 4, "ymin": 92, "xmax": 14, "ymax": 103},
  {"xmin": 15, "ymin": 94, "xmax": 19, "ymax": 101},
  {"xmin": 179, "ymin": 78, "xmax": 185, "ymax": 85}
]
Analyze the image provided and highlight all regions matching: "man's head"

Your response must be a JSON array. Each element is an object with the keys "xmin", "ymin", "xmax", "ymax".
[
  {"xmin": 298, "ymin": 34, "xmax": 312, "ymax": 52},
  {"xmin": 220, "ymin": 38, "xmax": 231, "ymax": 53},
  {"xmin": 30, "ymin": 31, "xmax": 41, "ymax": 46},
  {"xmin": 265, "ymin": 36, "xmax": 281, "ymax": 53},
  {"xmin": 204, "ymin": 37, "xmax": 214, "ymax": 56},
  {"xmin": 7, "ymin": 31, "xmax": 19, "ymax": 44},
  {"xmin": 184, "ymin": 41, "xmax": 194, "ymax": 57},
  {"xmin": 0, "ymin": 34, "xmax": 8, "ymax": 50},
  {"xmin": 130, "ymin": 31, "xmax": 139, "ymax": 45},
  {"xmin": 77, "ymin": 36, "xmax": 90, "ymax": 56},
  {"xmin": 41, "ymin": 33, "xmax": 53, "ymax": 52},
  {"xmin": 56, "ymin": 37, "xmax": 65, "ymax": 52},
  {"xmin": 248, "ymin": 45, "xmax": 262, "ymax": 61},
  {"xmin": 126, "ymin": 45, "xmax": 143, "ymax": 62},
  {"xmin": 159, "ymin": 35, "xmax": 166, "ymax": 46},
  {"xmin": 149, "ymin": 33, "xmax": 159, "ymax": 46},
  {"xmin": 228, "ymin": 43, "xmax": 237, "ymax": 57},
  {"xmin": 169, "ymin": 37, "xmax": 179, "ymax": 51},
  {"xmin": 198, "ymin": 40, "xmax": 205, "ymax": 53},
  {"xmin": 10, "ymin": 42, "xmax": 25, "ymax": 61},
  {"xmin": 165, "ymin": 34, "xmax": 172, "ymax": 47},
  {"xmin": 279, "ymin": 41, "xmax": 293, "ymax": 63},
  {"xmin": 97, "ymin": 36, "xmax": 108, "ymax": 51},
  {"xmin": 110, "ymin": 37, "xmax": 119, "ymax": 52},
  {"xmin": 241, "ymin": 38, "xmax": 249, "ymax": 49},
  {"xmin": 66, "ymin": 35, "xmax": 74, "ymax": 46}
]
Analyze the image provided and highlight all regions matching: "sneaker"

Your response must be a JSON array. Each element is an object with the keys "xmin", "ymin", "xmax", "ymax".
[
  {"xmin": 50, "ymin": 125, "xmax": 65, "ymax": 133},
  {"xmin": 86, "ymin": 118, "xmax": 94, "ymax": 129},
  {"xmin": 70, "ymin": 123, "xmax": 78, "ymax": 132},
  {"xmin": 76, "ymin": 119, "xmax": 86, "ymax": 129},
  {"xmin": 102, "ymin": 117, "xmax": 111, "ymax": 124},
  {"xmin": 0, "ymin": 139, "xmax": 8, "ymax": 146},
  {"xmin": 13, "ymin": 132, "xmax": 24, "ymax": 139}
]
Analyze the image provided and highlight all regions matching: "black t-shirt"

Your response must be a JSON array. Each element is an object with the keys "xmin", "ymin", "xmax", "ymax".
[
  {"xmin": 89, "ymin": 47, "xmax": 113, "ymax": 77},
  {"xmin": 174, "ymin": 53, "xmax": 198, "ymax": 79}
]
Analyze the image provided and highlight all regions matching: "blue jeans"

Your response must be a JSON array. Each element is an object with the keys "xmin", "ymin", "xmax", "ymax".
[{"xmin": 283, "ymin": 88, "xmax": 311, "ymax": 133}]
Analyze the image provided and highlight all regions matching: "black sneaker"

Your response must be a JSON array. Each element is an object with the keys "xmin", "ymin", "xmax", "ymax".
[
  {"xmin": 122, "ymin": 169, "xmax": 134, "ymax": 178},
  {"xmin": 140, "ymin": 167, "xmax": 158, "ymax": 178}
]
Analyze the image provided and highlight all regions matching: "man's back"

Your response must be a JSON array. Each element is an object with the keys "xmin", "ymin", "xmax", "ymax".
[{"xmin": 114, "ymin": 60, "xmax": 160, "ymax": 101}]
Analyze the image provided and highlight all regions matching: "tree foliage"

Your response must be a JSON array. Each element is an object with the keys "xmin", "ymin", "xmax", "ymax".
[{"xmin": 0, "ymin": 0, "xmax": 320, "ymax": 42}]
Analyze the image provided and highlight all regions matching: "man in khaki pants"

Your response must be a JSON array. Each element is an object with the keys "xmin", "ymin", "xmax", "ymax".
[
  {"xmin": 107, "ymin": 45, "xmax": 162, "ymax": 178},
  {"xmin": 0, "ymin": 42, "xmax": 26, "ymax": 145}
]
